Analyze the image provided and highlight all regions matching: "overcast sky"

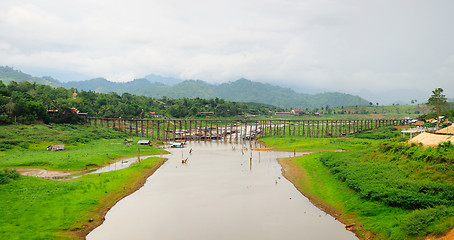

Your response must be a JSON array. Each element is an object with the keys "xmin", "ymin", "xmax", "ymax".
[{"xmin": 0, "ymin": 0, "xmax": 453, "ymax": 103}]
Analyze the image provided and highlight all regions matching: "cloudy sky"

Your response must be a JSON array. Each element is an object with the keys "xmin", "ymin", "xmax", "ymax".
[{"xmin": 0, "ymin": 0, "xmax": 453, "ymax": 104}]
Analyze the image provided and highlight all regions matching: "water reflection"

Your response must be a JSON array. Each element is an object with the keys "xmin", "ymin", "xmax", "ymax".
[{"xmin": 87, "ymin": 141, "xmax": 358, "ymax": 240}]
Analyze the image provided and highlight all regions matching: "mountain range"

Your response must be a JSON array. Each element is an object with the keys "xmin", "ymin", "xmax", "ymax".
[{"xmin": 0, "ymin": 66, "xmax": 370, "ymax": 108}]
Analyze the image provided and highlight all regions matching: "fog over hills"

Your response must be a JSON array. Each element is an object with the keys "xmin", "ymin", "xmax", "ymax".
[{"xmin": 0, "ymin": 66, "xmax": 372, "ymax": 108}]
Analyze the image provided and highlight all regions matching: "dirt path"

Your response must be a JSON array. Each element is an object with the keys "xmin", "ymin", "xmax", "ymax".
[
  {"xmin": 17, "ymin": 168, "xmax": 86, "ymax": 179},
  {"xmin": 425, "ymin": 228, "xmax": 454, "ymax": 240}
]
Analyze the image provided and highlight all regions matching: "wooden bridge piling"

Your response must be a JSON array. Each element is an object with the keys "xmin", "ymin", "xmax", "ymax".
[{"xmin": 84, "ymin": 117, "xmax": 407, "ymax": 142}]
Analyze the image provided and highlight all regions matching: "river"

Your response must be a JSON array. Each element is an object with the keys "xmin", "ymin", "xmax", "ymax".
[{"xmin": 87, "ymin": 141, "xmax": 358, "ymax": 240}]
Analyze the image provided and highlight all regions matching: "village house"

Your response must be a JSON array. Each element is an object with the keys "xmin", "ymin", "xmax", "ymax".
[{"xmin": 291, "ymin": 109, "xmax": 305, "ymax": 116}]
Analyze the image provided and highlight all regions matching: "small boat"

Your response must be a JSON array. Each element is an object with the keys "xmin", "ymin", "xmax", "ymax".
[{"xmin": 171, "ymin": 142, "xmax": 185, "ymax": 148}]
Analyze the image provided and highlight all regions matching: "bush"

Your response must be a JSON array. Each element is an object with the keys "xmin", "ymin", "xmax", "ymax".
[
  {"xmin": 401, "ymin": 206, "xmax": 454, "ymax": 236},
  {"xmin": 0, "ymin": 169, "xmax": 20, "ymax": 184},
  {"xmin": 353, "ymin": 126, "xmax": 397, "ymax": 140},
  {"xmin": 319, "ymin": 151, "xmax": 454, "ymax": 209}
]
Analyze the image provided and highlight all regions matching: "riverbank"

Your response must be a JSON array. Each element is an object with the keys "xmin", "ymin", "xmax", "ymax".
[
  {"xmin": 0, "ymin": 156, "xmax": 167, "ymax": 239},
  {"xmin": 68, "ymin": 157, "xmax": 166, "ymax": 239},
  {"xmin": 0, "ymin": 124, "xmax": 169, "ymax": 239},
  {"xmin": 277, "ymin": 155, "xmax": 370, "ymax": 239},
  {"xmin": 261, "ymin": 130, "xmax": 454, "ymax": 240}
]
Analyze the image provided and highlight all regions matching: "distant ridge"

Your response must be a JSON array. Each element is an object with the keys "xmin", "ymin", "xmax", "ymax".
[
  {"xmin": 144, "ymin": 73, "xmax": 183, "ymax": 86},
  {"xmin": 63, "ymin": 78, "xmax": 164, "ymax": 93},
  {"xmin": 0, "ymin": 66, "xmax": 62, "ymax": 87},
  {"xmin": 0, "ymin": 66, "xmax": 370, "ymax": 108}
]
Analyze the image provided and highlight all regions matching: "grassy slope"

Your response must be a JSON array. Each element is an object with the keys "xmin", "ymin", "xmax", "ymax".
[
  {"xmin": 0, "ymin": 124, "xmax": 166, "ymax": 239},
  {"xmin": 261, "ymin": 128, "xmax": 454, "ymax": 240},
  {"xmin": 283, "ymin": 153, "xmax": 409, "ymax": 239},
  {"xmin": 0, "ymin": 124, "xmax": 163, "ymax": 170}
]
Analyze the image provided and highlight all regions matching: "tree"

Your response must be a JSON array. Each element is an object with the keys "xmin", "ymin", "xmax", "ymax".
[{"xmin": 427, "ymin": 88, "xmax": 449, "ymax": 129}]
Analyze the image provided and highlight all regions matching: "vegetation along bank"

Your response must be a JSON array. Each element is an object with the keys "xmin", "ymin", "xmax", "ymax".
[
  {"xmin": 261, "ymin": 126, "xmax": 454, "ymax": 240},
  {"xmin": 0, "ymin": 124, "xmax": 166, "ymax": 239}
]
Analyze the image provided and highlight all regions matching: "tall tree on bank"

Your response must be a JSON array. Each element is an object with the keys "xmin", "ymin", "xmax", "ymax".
[{"xmin": 427, "ymin": 88, "xmax": 449, "ymax": 129}]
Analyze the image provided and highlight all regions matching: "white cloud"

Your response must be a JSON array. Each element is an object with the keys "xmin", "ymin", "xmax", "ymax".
[{"xmin": 0, "ymin": 0, "xmax": 453, "ymax": 102}]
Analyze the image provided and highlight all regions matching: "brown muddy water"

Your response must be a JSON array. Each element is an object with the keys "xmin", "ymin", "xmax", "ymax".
[{"xmin": 87, "ymin": 141, "xmax": 358, "ymax": 240}]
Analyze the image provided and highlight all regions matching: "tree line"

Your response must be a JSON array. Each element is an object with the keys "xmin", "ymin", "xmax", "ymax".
[{"xmin": 0, "ymin": 80, "xmax": 286, "ymax": 124}]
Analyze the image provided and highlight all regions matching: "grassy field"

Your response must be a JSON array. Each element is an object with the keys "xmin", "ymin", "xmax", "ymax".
[
  {"xmin": 0, "ymin": 124, "xmax": 166, "ymax": 239},
  {"xmin": 261, "ymin": 127, "xmax": 454, "ymax": 239},
  {"xmin": 0, "ymin": 124, "xmax": 163, "ymax": 170}
]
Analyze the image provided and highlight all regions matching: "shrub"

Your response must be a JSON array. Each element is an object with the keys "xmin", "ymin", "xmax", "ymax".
[
  {"xmin": 319, "ymin": 151, "xmax": 454, "ymax": 209},
  {"xmin": 0, "ymin": 169, "xmax": 20, "ymax": 184},
  {"xmin": 401, "ymin": 206, "xmax": 454, "ymax": 236}
]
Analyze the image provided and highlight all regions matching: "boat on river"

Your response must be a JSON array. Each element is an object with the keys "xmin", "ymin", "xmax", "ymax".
[{"xmin": 171, "ymin": 142, "xmax": 185, "ymax": 148}]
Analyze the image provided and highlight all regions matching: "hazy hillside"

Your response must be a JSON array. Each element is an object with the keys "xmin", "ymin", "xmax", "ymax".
[
  {"xmin": 63, "ymin": 78, "xmax": 164, "ymax": 93},
  {"xmin": 144, "ymin": 73, "xmax": 183, "ymax": 85},
  {"xmin": 130, "ymin": 78, "xmax": 369, "ymax": 108},
  {"xmin": 0, "ymin": 66, "xmax": 62, "ymax": 87},
  {"xmin": 0, "ymin": 66, "xmax": 370, "ymax": 108},
  {"xmin": 212, "ymin": 79, "xmax": 369, "ymax": 108},
  {"xmin": 134, "ymin": 80, "xmax": 217, "ymax": 99}
]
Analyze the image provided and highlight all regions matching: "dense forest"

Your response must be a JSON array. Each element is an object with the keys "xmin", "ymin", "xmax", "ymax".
[{"xmin": 0, "ymin": 80, "xmax": 286, "ymax": 124}]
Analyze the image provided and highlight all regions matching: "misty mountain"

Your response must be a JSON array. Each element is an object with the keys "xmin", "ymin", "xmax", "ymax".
[
  {"xmin": 144, "ymin": 74, "xmax": 183, "ymax": 86},
  {"xmin": 0, "ymin": 66, "xmax": 63, "ymax": 87},
  {"xmin": 0, "ymin": 66, "xmax": 370, "ymax": 108},
  {"xmin": 131, "ymin": 78, "xmax": 369, "ymax": 108},
  {"xmin": 212, "ymin": 79, "xmax": 368, "ymax": 108},
  {"xmin": 63, "ymin": 78, "xmax": 165, "ymax": 93}
]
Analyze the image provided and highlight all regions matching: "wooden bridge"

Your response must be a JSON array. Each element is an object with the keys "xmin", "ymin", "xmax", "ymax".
[{"xmin": 84, "ymin": 117, "xmax": 405, "ymax": 142}]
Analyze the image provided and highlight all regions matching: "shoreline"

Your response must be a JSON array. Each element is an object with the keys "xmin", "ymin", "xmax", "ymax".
[
  {"xmin": 277, "ymin": 156, "xmax": 454, "ymax": 240},
  {"xmin": 17, "ymin": 154, "xmax": 159, "ymax": 179},
  {"xmin": 64, "ymin": 157, "xmax": 167, "ymax": 239},
  {"xmin": 277, "ymin": 157, "xmax": 368, "ymax": 239}
]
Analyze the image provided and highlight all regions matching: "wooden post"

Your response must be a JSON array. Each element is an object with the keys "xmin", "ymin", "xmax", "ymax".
[
  {"xmin": 138, "ymin": 148, "xmax": 141, "ymax": 163},
  {"xmin": 156, "ymin": 120, "xmax": 160, "ymax": 141}
]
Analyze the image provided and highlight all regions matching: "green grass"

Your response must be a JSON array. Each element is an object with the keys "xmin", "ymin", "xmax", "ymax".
[
  {"xmin": 288, "ymin": 153, "xmax": 411, "ymax": 239},
  {"xmin": 0, "ymin": 156, "xmax": 164, "ymax": 240},
  {"xmin": 261, "ymin": 136, "xmax": 376, "ymax": 151},
  {"xmin": 0, "ymin": 139, "xmax": 162, "ymax": 170},
  {"xmin": 286, "ymin": 151, "xmax": 454, "ymax": 239},
  {"xmin": 264, "ymin": 127, "xmax": 454, "ymax": 239},
  {"xmin": 0, "ymin": 124, "xmax": 163, "ymax": 170},
  {"xmin": 0, "ymin": 124, "xmax": 167, "ymax": 239}
]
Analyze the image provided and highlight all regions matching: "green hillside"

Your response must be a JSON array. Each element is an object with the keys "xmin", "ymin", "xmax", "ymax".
[
  {"xmin": 63, "ymin": 78, "xmax": 164, "ymax": 93},
  {"xmin": 134, "ymin": 80, "xmax": 218, "ymax": 99},
  {"xmin": 0, "ymin": 66, "xmax": 370, "ymax": 108},
  {"xmin": 213, "ymin": 79, "xmax": 369, "ymax": 108},
  {"xmin": 0, "ymin": 66, "xmax": 62, "ymax": 87},
  {"xmin": 131, "ymin": 78, "xmax": 369, "ymax": 108}
]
